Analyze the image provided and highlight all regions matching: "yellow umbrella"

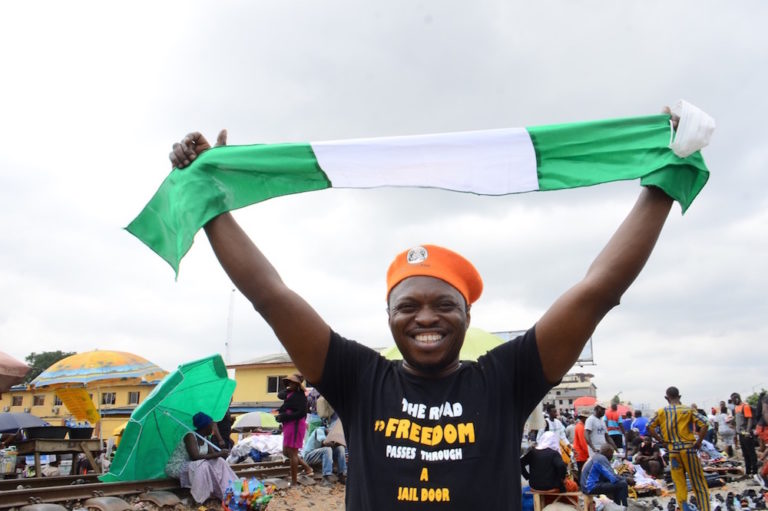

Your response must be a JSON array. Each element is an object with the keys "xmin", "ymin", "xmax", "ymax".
[
  {"xmin": 29, "ymin": 350, "xmax": 167, "ymax": 423},
  {"xmin": 29, "ymin": 350, "xmax": 167, "ymax": 388}
]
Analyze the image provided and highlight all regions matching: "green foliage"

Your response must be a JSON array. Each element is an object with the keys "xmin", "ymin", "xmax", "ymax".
[
  {"xmin": 611, "ymin": 394, "xmax": 621, "ymax": 405},
  {"xmin": 746, "ymin": 389, "xmax": 767, "ymax": 406},
  {"xmin": 23, "ymin": 351, "xmax": 76, "ymax": 384}
]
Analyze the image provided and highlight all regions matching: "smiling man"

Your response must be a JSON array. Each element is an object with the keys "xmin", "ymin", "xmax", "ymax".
[{"xmin": 169, "ymin": 125, "xmax": 680, "ymax": 509}]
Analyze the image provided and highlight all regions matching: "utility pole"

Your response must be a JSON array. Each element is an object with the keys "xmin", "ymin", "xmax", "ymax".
[{"xmin": 224, "ymin": 288, "xmax": 235, "ymax": 364}]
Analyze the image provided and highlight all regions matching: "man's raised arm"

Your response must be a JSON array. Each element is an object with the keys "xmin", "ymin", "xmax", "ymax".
[
  {"xmin": 170, "ymin": 131, "xmax": 331, "ymax": 384},
  {"xmin": 535, "ymin": 185, "xmax": 674, "ymax": 384}
]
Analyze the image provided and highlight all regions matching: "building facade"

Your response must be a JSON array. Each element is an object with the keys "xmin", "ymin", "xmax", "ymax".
[
  {"xmin": 226, "ymin": 353, "xmax": 298, "ymax": 410},
  {"xmin": 542, "ymin": 372, "xmax": 597, "ymax": 412},
  {"xmin": 0, "ymin": 382, "xmax": 159, "ymax": 440}
]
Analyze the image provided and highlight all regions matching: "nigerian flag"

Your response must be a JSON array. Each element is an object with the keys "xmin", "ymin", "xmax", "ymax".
[{"xmin": 128, "ymin": 113, "xmax": 710, "ymax": 275}]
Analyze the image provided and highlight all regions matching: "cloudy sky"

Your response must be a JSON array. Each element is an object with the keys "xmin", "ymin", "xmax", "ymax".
[{"xmin": 1, "ymin": 1, "xmax": 766, "ymax": 411}]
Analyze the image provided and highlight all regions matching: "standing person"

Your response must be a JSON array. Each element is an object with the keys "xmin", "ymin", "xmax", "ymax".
[
  {"xmin": 631, "ymin": 410, "xmax": 649, "ymax": 437},
  {"xmin": 573, "ymin": 411, "xmax": 590, "ymax": 478},
  {"xmin": 622, "ymin": 411, "xmax": 633, "ymax": 440},
  {"xmin": 166, "ymin": 110, "xmax": 693, "ymax": 509},
  {"xmin": 756, "ymin": 393, "xmax": 768, "ymax": 487},
  {"xmin": 715, "ymin": 404, "xmax": 735, "ymax": 457},
  {"xmin": 213, "ymin": 407, "xmax": 234, "ymax": 450},
  {"xmin": 585, "ymin": 403, "xmax": 615, "ymax": 457},
  {"xmin": 538, "ymin": 404, "xmax": 570, "ymax": 447},
  {"xmin": 277, "ymin": 373, "xmax": 313, "ymax": 485},
  {"xmin": 648, "ymin": 386, "xmax": 710, "ymax": 511},
  {"xmin": 565, "ymin": 417, "xmax": 576, "ymax": 445},
  {"xmin": 605, "ymin": 403, "xmax": 625, "ymax": 451},
  {"xmin": 731, "ymin": 392, "xmax": 758, "ymax": 476}
]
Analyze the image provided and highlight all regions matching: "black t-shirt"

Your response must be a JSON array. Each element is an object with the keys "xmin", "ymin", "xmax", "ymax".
[{"xmin": 316, "ymin": 327, "xmax": 552, "ymax": 510}]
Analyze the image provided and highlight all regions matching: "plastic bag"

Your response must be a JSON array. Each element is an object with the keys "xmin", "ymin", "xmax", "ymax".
[{"xmin": 222, "ymin": 477, "xmax": 275, "ymax": 511}]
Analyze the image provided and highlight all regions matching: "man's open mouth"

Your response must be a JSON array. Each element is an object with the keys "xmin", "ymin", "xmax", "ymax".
[{"xmin": 413, "ymin": 332, "xmax": 443, "ymax": 345}]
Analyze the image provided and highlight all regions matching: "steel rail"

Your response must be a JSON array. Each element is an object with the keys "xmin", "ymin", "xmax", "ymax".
[
  {"xmin": 0, "ymin": 464, "xmax": 291, "ymax": 508},
  {"xmin": 0, "ymin": 461, "xmax": 289, "ymax": 492}
]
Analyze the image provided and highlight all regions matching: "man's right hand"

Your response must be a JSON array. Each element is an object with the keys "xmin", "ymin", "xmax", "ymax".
[{"xmin": 169, "ymin": 129, "xmax": 228, "ymax": 169}]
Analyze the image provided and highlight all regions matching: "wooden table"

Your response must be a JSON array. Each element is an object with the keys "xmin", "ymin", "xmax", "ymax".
[{"xmin": 13, "ymin": 439, "xmax": 101, "ymax": 477}]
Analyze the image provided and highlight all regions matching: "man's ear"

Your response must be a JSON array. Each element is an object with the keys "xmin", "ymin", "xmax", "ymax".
[{"xmin": 465, "ymin": 304, "xmax": 471, "ymax": 326}]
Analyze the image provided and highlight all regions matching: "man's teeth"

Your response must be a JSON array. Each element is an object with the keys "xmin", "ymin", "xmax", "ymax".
[{"xmin": 414, "ymin": 333, "xmax": 442, "ymax": 343}]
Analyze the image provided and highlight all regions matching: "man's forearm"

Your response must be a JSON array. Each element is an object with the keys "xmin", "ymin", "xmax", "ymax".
[
  {"xmin": 203, "ymin": 212, "xmax": 330, "ymax": 383},
  {"xmin": 204, "ymin": 213, "xmax": 285, "ymax": 309},
  {"xmin": 582, "ymin": 186, "xmax": 674, "ymax": 310},
  {"xmin": 534, "ymin": 187, "xmax": 674, "ymax": 383}
]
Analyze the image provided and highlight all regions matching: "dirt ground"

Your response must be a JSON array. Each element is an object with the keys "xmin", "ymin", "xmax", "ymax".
[
  {"xmin": 266, "ymin": 482, "xmax": 346, "ymax": 511},
  {"xmin": 260, "ymin": 475, "xmax": 764, "ymax": 511}
]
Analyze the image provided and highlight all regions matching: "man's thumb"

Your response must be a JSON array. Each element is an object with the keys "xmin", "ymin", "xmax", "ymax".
[{"xmin": 216, "ymin": 129, "xmax": 228, "ymax": 147}]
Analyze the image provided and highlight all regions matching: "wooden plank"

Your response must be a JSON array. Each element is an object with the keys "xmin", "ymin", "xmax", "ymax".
[{"xmin": 80, "ymin": 441, "xmax": 100, "ymax": 474}]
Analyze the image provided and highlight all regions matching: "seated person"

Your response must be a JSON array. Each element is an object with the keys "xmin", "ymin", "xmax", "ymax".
[
  {"xmin": 165, "ymin": 412, "xmax": 237, "ymax": 504},
  {"xmin": 0, "ymin": 431, "xmax": 20, "ymax": 448},
  {"xmin": 521, "ymin": 431, "xmax": 575, "ymax": 493},
  {"xmin": 301, "ymin": 418, "xmax": 347, "ymax": 485},
  {"xmin": 631, "ymin": 436, "xmax": 665, "ymax": 478},
  {"xmin": 580, "ymin": 445, "xmax": 631, "ymax": 507}
]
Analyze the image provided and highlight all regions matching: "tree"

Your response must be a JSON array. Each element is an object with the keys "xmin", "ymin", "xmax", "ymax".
[
  {"xmin": 23, "ymin": 351, "xmax": 76, "ymax": 384},
  {"xmin": 611, "ymin": 394, "xmax": 621, "ymax": 405},
  {"xmin": 746, "ymin": 389, "xmax": 767, "ymax": 407}
]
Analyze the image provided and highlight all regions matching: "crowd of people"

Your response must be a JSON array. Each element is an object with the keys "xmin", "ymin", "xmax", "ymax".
[
  {"xmin": 162, "ymin": 374, "xmax": 348, "ymax": 504},
  {"xmin": 522, "ymin": 389, "xmax": 768, "ymax": 510}
]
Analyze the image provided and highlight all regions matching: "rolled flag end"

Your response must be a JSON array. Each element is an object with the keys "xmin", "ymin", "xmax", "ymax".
[{"xmin": 669, "ymin": 100, "xmax": 716, "ymax": 158}]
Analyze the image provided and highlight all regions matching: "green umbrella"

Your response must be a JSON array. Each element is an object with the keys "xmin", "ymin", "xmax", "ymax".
[
  {"xmin": 99, "ymin": 354, "xmax": 236, "ymax": 482},
  {"xmin": 380, "ymin": 327, "xmax": 504, "ymax": 362}
]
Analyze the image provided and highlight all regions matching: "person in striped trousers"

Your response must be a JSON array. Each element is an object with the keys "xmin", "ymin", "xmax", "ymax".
[{"xmin": 648, "ymin": 387, "xmax": 710, "ymax": 511}]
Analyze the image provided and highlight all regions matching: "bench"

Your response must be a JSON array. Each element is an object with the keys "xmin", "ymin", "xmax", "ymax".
[{"xmin": 529, "ymin": 489, "xmax": 594, "ymax": 511}]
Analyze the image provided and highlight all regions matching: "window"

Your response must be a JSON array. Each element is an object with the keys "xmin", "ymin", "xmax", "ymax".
[
  {"xmin": 128, "ymin": 392, "xmax": 140, "ymax": 405},
  {"xmin": 33, "ymin": 395, "xmax": 45, "ymax": 406},
  {"xmin": 267, "ymin": 375, "xmax": 288, "ymax": 393},
  {"xmin": 12, "ymin": 396, "xmax": 23, "ymax": 406},
  {"xmin": 568, "ymin": 399, "xmax": 573, "ymax": 404},
  {"xmin": 101, "ymin": 392, "xmax": 116, "ymax": 405},
  {"xmin": 556, "ymin": 391, "xmax": 561, "ymax": 395},
  {"xmin": 53, "ymin": 395, "xmax": 63, "ymax": 406}
]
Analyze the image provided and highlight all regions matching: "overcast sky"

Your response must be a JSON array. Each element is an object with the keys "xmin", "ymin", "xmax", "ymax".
[{"xmin": 1, "ymin": 1, "xmax": 766, "ymax": 411}]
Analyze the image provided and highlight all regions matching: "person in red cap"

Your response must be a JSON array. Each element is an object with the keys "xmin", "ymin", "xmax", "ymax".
[{"xmin": 169, "ymin": 122, "xmax": 679, "ymax": 510}]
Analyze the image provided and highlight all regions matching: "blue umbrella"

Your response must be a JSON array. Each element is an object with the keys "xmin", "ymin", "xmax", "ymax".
[{"xmin": 0, "ymin": 412, "xmax": 48, "ymax": 433}]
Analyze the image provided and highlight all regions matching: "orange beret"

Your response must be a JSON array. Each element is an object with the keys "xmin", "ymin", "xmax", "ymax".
[{"xmin": 386, "ymin": 244, "xmax": 483, "ymax": 305}]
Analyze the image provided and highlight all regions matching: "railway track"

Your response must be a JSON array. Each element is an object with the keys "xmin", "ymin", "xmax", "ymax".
[{"xmin": 0, "ymin": 461, "xmax": 291, "ymax": 509}]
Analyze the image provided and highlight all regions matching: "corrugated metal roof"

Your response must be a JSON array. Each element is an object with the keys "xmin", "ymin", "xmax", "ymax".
[{"xmin": 228, "ymin": 352, "xmax": 295, "ymax": 367}]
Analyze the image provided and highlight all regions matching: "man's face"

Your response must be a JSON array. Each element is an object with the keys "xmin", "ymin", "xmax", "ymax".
[
  {"xmin": 388, "ymin": 276, "xmax": 469, "ymax": 377},
  {"xmin": 548, "ymin": 408, "xmax": 558, "ymax": 420},
  {"xmin": 731, "ymin": 394, "xmax": 741, "ymax": 405},
  {"xmin": 594, "ymin": 406, "xmax": 605, "ymax": 418}
]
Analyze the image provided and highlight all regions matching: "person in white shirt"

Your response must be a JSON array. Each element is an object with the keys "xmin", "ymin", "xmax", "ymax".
[
  {"xmin": 538, "ymin": 404, "xmax": 570, "ymax": 446},
  {"xmin": 585, "ymin": 403, "xmax": 616, "ymax": 457}
]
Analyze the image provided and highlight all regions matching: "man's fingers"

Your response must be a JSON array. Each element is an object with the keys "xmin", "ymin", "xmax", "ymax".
[
  {"xmin": 170, "ymin": 142, "xmax": 190, "ymax": 168},
  {"xmin": 662, "ymin": 106, "xmax": 680, "ymax": 130},
  {"xmin": 216, "ymin": 129, "xmax": 228, "ymax": 147},
  {"xmin": 169, "ymin": 130, "xmax": 218, "ymax": 169}
]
